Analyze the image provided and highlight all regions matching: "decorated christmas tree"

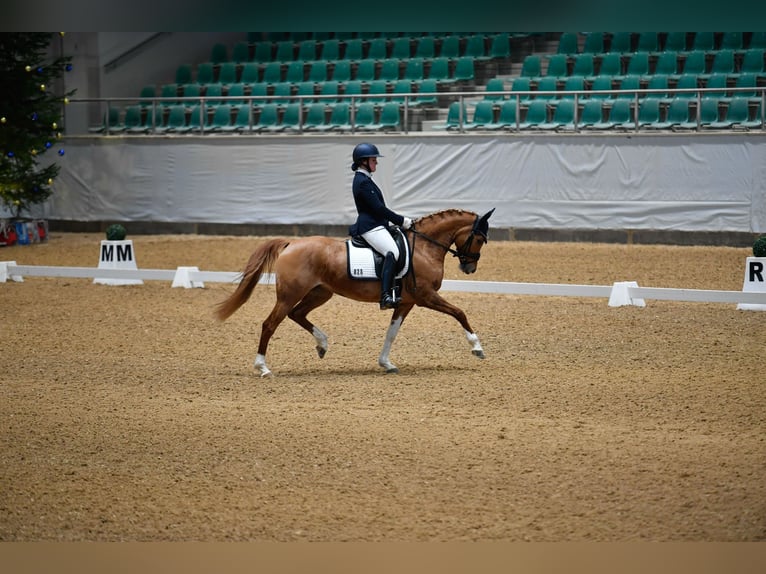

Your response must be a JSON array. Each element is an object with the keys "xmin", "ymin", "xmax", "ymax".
[{"xmin": 0, "ymin": 33, "xmax": 73, "ymax": 219}]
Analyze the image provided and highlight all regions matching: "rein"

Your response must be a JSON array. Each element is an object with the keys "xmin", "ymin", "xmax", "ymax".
[{"xmin": 408, "ymin": 218, "xmax": 485, "ymax": 264}]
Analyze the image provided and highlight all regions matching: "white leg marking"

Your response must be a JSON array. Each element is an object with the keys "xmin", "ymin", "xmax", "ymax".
[
  {"xmin": 313, "ymin": 326, "xmax": 328, "ymax": 359},
  {"xmin": 465, "ymin": 330, "xmax": 485, "ymax": 359},
  {"xmin": 254, "ymin": 353, "xmax": 273, "ymax": 377},
  {"xmin": 378, "ymin": 316, "xmax": 403, "ymax": 373}
]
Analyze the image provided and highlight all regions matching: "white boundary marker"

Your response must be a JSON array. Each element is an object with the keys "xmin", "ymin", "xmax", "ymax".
[{"xmin": 3, "ymin": 262, "xmax": 766, "ymax": 307}]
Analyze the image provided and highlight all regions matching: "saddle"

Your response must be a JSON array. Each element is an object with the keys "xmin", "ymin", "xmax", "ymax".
[{"xmin": 346, "ymin": 227, "xmax": 410, "ymax": 281}]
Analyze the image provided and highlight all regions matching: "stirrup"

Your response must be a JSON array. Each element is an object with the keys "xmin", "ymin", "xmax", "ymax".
[{"xmin": 379, "ymin": 294, "xmax": 399, "ymax": 310}]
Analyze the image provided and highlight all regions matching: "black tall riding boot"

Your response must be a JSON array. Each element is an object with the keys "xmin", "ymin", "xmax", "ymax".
[{"xmin": 379, "ymin": 252, "xmax": 398, "ymax": 310}]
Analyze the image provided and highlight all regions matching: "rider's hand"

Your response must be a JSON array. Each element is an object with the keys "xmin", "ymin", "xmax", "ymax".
[{"xmin": 402, "ymin": 217, "xmax": 413, "ymax": 230}]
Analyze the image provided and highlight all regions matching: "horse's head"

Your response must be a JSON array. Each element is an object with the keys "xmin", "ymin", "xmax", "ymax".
[{"xmin": 454, "ymin": 208, "xmax": 495, "ymax": 274}]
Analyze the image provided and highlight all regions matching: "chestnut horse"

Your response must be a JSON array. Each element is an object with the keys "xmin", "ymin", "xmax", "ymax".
[{"xmin": 215, "ymin": 208, "xmax": 495, "ymax": 376}]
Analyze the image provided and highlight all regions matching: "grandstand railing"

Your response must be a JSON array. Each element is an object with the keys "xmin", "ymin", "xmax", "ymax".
[{"xmin": 73, "ymin": 84, "xmax": 766, "ymax": 136}]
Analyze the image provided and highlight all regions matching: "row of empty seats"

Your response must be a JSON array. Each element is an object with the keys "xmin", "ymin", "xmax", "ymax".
[
  {"xmin": 556, "ymin": 32, "xmax": 766, "ymax": 56},
  {"xmin": 136, "ymin": 79, "xmax": 441, "ymax": 112},
  {"xmin": 489, "ymin": 72, "xmax": 764, "ymax": 105},
  {"xmin": 208, "ymin": 33, "xmax": 514, "ymax": 66},
  {"xmin": 522, "ymin": 48, "xmax": 766, "ymax": 81},
  {"xmin": 166, "ymin": 56, "xmax": 477, "ymax": 95},
  {"xmin": 438, "ymin": 96, "xmax": 763, "ymax": 131},
  {"xmin": 92, "ymin": 101, "xmax": 407, "ymax": 134}
]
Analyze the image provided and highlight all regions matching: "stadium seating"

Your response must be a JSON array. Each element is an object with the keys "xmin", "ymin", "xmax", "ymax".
[{"xmin": 112, "ymin": 31, "xmax": 765, "ymax": 136}]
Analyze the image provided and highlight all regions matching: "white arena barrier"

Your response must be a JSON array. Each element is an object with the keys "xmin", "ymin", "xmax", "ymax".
[{"xmin": 2, "ymin": 261, "xmax": 766, "ymax": 309}]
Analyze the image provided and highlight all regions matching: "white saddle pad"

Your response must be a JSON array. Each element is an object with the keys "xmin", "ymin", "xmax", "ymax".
[{"xmin": 346, "ymin": 240, "xmax": 410, "ymax": 280}]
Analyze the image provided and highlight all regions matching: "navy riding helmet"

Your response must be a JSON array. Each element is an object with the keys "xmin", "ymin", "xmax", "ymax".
[{"xmin": 351, "ymin": 143, "xmax": 383, "ymax": 171}]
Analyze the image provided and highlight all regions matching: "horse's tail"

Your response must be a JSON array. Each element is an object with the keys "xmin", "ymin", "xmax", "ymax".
[{"xmin": 215, "ymin": 238, "xmax": 291, "ymax": 321}]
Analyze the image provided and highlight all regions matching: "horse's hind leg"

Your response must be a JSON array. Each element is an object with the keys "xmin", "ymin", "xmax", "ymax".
[
  {"xmin": 255, "ymin": 298, "xmax": 298, "ymax": 377},
  {"xmin": 288, "ymin": 286, "xmax": 334, "ymax": 359}
]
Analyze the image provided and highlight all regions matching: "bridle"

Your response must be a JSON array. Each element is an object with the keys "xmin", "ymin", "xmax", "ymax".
[{"xmin": 409, "ymin": 214, "xmax": 487, "ymax": 265}]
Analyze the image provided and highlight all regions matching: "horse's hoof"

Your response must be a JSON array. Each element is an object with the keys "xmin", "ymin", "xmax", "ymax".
[
  {"xmin": 472, "ymin": 350, "xmax": 485, "ymax": 359},
  {"xmin": 386, "ymin": 367, "xmax": 399, "ymax": 374},
  {"xmin": 316, "ymin": 346, "xmax": 326, "ymax": 359}
]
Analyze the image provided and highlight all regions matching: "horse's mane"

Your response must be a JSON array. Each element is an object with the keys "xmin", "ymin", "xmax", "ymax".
[{"xmin": 414, "ymin": 208, "xmax": 477, "ymax": 225}]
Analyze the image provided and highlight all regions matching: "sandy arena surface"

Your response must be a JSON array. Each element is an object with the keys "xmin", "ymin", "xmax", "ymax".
[{"xmin": 1, "ymin": 232, "xmax": 764, "ymax": 541}]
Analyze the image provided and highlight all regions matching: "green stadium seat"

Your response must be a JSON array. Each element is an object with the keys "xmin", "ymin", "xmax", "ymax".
[
  {"xmin": 254, "ymin": 103, "xmax": 280, "ymax": 131},
  {"xmin": 597, "ymin": 53, "xmax": 622, "ymax": 78},
  {"xmin": 367, "ymin": 38, "xmax": 388, "ymax": 60},
  {"xmin": 285, "ymin": 61, "xmax": 305, "ymax": 84},
  {"xmin": 534, "ymin": 76, "xmax": 558, "ymax": 100},
  {"xmin": 297, "ymin": 40, "xmax": 317, "ymax": 62},
  {"xmin": 609, "ymin": 32, "xmax": 632, "ymax": 54},
  {"xmin": 579, "ymin": 99, "xmax": 605, "ymax": 128},
  {"xmin": 218, "ymin": 62, "xmax": 238, "ymax": 86},
  {"xmin": 557, "ymin": 33, "xmax": 579, "ymax": 55},
  {"xmin": 483, "ymin": 77, "xmax": 506, "ymax": 101},
  {"xmin": 208, "ymin": 104, "xmax": 235, "ymax": 131},
  {"xmin": 354, "ymin": 59, "xmax": 376, "ymax": 83},
  {"xmin": 209, "ymin": 43, "xmax": 227, "ymax": 64},
  {"xmin": 413, "ymin": 79, "xmax": 438, "ymax": 107},
  {"xmin": 582, "ymin": 32, "xmax": 604, "ymax": 54},
  {"xmin": 343, "ymin": 39, "xmax": 364, "ymax": 61},
  {"xmin": 390, "ymin": 37, "xmax": 412, "ymax": 60},
  {"xmin": 592, "ymin": 98, "xmax": 631, "ymax": 129},
  {"xmin": 196, "ymin": 62, "xmax": 215, "ymax": 85},
  {"xmin": 520, "ymin": 54, "xmax": 542, "ymax": 78},
  {"xmin": 275, "ymin": 40, "xmax": 296, "ymax": 62},
  {"xmin": 518, "ymin": 100, "xmax": 548, "ymax": 129},
  {"xmin": 587, "ymin": 76, "xmax": 615, "ymax": 100},
  {"xmin": 434, "ymin": 100, "xmax": 468, "ymax": 130},
  {"xmin": 438, "ymin": 36, "xmax": 460, "ymax": 59},
  {"xmin": 253, "ymin": 42, "xmax": 273, "ymax": 63},
  {"xmin": 331, "ymin": 60, "xmax": 352, "ymax": 83},
  {"xmin": 636, "ymin": 32, "xmax": 659, "ymax": 53},
  {"xmin": 720, "ymin": 32, "xmax": 743, "ymax": 51},
  {"xmin": 239, "ymin": 62, "xmax": 260, "ymax": 85},
  {"xmin": 691, "ymin": 32, "xmax": 714, "ymax": 52},
  {"xmin": 353, "ymin": 102, "xmax": 381, "ymax": 130},
  {"xmin": 539, "ymin": 99, "xmax": 576, "ymax": 130},
  {"xmin": 231, "ymin": 42, "xmax": 251, "ymax": 63},
  {"xmin": 571, "ymin": 54, "xmax": 595, "ymax": 79},
  {"xmin": 376, "ymin": 101, "xmax": 402, "ymax": 130},
  {"xmin": 403, "ymin": 58, "xmax": 424, "ymax": 83},
  {"xmin": 654, "ymin": 51, "xmax": 679, "ymax": 77},
  {"xmin": 545, "ymin": 54, "xmax": 568, "ymax": 77},
  {"xmin": 302, "ymin": 102, "xmax": 329, "ymax": 130},
  {"xmin": 319, "ymin": 39, "xmax": 341, "ymax": 62},
  {"xmin": 379, "ymin": 58, "xmax": 401, "ymax": 83},
  {"xmin": 415, "ymin": 36, "xmax": 436, "ymax": 60},
  {"xmin": 452, "ymin": 57, "xmax": 475, "ymax": 83},
  {"xmin": 493, "ymin": 99, "xmax": 520, "ymax": 130},
  {"xmin": 308, "ymin": 61, "xmax": 328, "ymax": 84},
  {"xmin": 663, "ymin": 32, "xmax": 688, "ymax": 53},
  {"xmin": 175, "ymin": 64, "xmax": 193, "ymax": 85}
]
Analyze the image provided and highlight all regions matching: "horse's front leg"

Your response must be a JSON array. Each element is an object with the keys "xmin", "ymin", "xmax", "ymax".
[
  {"xmin": 419, "ymin": 291, "xmax": 485, "ymax": 359},
  {"xmin": 378, "ymin": 303, "xmax": 414, "ymax": 374}
]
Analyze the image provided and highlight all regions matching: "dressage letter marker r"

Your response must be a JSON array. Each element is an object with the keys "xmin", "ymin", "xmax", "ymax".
[{"xmin": 749, "ymin": 260, "xmax": 764, "ymax": 282}]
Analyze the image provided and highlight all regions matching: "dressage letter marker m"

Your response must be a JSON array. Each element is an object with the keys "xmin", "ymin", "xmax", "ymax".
[
  {"xmin": 94, "ymin": 240, "xmax": 144, "ymax": 286},
  {"xmin": 737, "ymin": 257, "xmax": 766, "ymax": 311}
]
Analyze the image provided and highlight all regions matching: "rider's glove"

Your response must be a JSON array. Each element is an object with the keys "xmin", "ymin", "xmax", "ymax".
[{"xmin": 402, "ymin": 217, "xmax": 413, "ymax": 230}]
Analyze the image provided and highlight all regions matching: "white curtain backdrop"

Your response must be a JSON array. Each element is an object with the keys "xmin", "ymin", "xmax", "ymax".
[{"xmin": 35, "ymin": 134, "xmax": 766, "ymax": 233}]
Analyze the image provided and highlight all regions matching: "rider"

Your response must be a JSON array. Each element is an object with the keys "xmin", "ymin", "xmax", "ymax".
[{"xmin": 348, "ymin": 143, "xmax": 413, "ymax": 310}]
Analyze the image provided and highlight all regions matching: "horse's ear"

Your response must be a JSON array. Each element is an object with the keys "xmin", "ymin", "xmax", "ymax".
[
  {"xmin": 481, "ymin": 208, "xmax": 496, "ymax": 222},
  {"xmin": 475, "ymin": 208, "xmax": 495, "ymax": 239}
]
